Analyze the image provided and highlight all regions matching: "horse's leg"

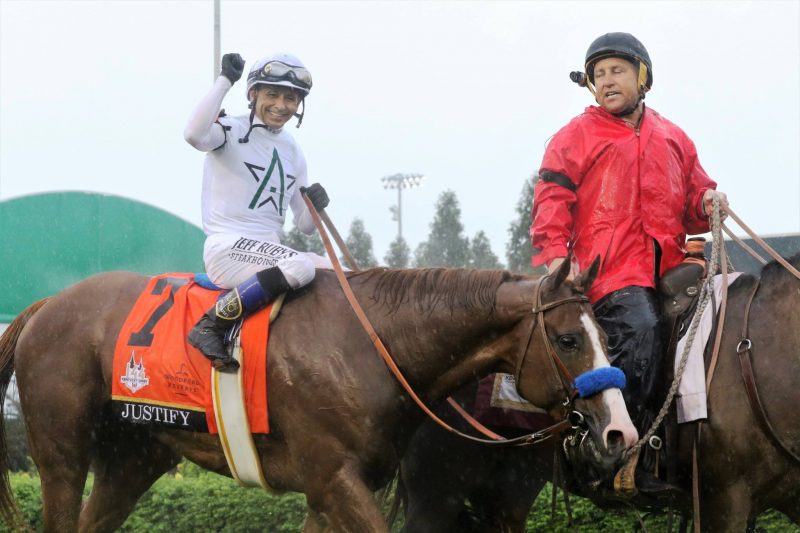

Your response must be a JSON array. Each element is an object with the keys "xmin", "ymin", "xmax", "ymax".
[
  {"xmin": 401, "ymin": 480, "xmax": 468, "ymax": 533},
  {"xmin": 699, "ymin": 479, "xmax": 751, "ymax": 533},
  {"xmin": 304, "ymin": 462, "xmax": 389, "ymax": 533},
  {"xmin": 302, "ymin": 509, "xmax": 326, "ymax": 532},
  {"xmin": 778, "ymin": 505, "xmax": 800, "ymax": 525},
  {"xmin": 19, "ymin": 352, "xmax": 100, "ymax": 532},
  {"xmin": 78, "ymin": 430, "xmax": 180, "ymax": 533},
  {"xmin": 399, "ymin": 443, "xmax": 471, "ymax": 533},
  {"xmin": 470, "ymin": 476, "xmax": 547, "ymax": 533}
]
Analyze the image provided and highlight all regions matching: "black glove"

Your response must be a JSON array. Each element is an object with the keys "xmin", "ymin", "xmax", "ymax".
[
  {"xmin": 300, "ymin": 183, "xmax": 330, "ymax": 211},
  {"xmin": 220, "ymin": 53, "xmax": 245, "ymax": 84}
]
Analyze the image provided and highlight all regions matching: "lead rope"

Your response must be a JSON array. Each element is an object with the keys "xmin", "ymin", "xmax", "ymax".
[{"xmin": 624, "ymin": 196, "xmax": 726, "ymax": 460}]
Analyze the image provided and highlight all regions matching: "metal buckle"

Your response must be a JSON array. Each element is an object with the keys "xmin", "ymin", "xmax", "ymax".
[
  {"xmin": 648, "ymin": 435, "xmax": 663, "ymax": 451},
  {"xmin": 567, "ymin": 427, "xmax": 589, "ymax": 448},
  {"xmin": 736, "ymin": 338, "xmax": 752, "ymax": 354},
  {"xmin": 568, "ymin": 410, "xmax": 585, "ymax": 428}
]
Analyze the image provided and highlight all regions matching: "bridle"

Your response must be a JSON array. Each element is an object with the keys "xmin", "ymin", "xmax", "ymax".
[
  {"xmin": 302, "ymin": 193, "xmax": 596, "ymax": 447},
  {"xmin": 512, "ymin": 275, "xmax": 590, "ymax": 412}
]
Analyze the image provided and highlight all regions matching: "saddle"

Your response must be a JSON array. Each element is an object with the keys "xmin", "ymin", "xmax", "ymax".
[{"xmin": 660, "ymin": 260, "xmax": 706, "ymax": 340}]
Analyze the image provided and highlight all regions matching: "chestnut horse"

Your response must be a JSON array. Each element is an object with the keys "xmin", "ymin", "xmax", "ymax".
[
  {"xmin": 0, "ymin": 260, "xmax": 637, "ymax": 532},
  {"xmin": 396, "ymin": 253, "xmax": 800, "ymax": 532}
]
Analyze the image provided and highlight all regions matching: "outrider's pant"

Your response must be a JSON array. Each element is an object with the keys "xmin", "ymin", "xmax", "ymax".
[{"xmin": 593, "ymin": 286, "xmax": 663, "ymax": 433}]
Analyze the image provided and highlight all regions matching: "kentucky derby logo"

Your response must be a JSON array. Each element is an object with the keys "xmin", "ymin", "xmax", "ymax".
[{"xmin": 120, "ymin": 351, "xmax": 150, "ymax": 393}]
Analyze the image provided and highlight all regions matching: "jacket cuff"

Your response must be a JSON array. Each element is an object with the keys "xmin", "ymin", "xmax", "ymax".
[
  {"xmin": 531, "ymin": 244, "xmax": 569, "ymax": 268},
  {"xmin": 696, "ymin": 188, "xmax": 711, "ymax": 219}
]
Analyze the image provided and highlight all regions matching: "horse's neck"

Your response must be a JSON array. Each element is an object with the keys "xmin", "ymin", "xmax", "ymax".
[{"xmin": 358, "ymin": 277, "xmax": 534, "ymax": 403}]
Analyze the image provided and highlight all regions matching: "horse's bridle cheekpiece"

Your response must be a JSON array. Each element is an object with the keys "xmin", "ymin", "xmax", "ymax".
[{"xmin": 514, "ymin": 275, "xmax": 626, "ymax": 424}]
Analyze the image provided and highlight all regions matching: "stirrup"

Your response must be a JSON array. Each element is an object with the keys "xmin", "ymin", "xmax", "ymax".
[
  {"xmin": 614, "ymin": 447, "xmax": 640, "ymax": 497},
  {"xmin": 211, "ymin": 319, "xmax": 243, "ymax": 373}
]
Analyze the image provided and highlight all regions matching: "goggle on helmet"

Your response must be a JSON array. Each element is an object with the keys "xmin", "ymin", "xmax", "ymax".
[{"xmin": 245, "ymin": 54, "xmax": 312, "ymax": 101}]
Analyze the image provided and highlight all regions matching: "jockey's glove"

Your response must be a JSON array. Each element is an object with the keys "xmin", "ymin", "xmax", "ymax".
[
  {"xmin": 220, "ymin": 53, "xmax": 245, "ymax": 84},
  {"xmin": 301, "ymin": 183, "xmax": 330, "ymax": 211}
]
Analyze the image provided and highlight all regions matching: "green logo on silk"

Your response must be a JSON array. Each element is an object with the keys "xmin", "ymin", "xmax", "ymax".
[{"xmin": 246, "ymin": 148, "xmax": 286, "ymax": 214}]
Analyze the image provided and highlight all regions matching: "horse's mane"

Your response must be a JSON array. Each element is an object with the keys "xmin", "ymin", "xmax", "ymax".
[
  {"xmin": 758, "ymin": 251, "xmax": 800, "ymax": 285},
  {"xmin": 349, "ymin": 268, "xmax": 516, "ymax": 315}
]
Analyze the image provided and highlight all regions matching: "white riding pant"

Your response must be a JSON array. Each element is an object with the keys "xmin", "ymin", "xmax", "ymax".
[{"xmin": 203, "ymin": 233, "xmax": 333, "ymax": 290}]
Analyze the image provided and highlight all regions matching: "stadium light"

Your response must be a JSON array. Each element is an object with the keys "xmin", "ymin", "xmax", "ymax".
[{"xmin": 381, "ymin": 173, "xmax": 426, "ymax": 240}]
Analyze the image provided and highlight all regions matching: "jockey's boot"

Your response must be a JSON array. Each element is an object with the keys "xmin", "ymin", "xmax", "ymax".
[{"xmin": 188, "ymin": 267, "xmax": 291, "ymax": 372}]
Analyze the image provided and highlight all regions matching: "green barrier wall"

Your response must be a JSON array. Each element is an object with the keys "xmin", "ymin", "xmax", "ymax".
[{"xmin": 0, "ymin": 192, "xmax": 205, "ymax": 322}]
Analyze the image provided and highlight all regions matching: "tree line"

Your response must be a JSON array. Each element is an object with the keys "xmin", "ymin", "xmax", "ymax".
[{"xmin": 285, "ymin": 178, "xmax": 545, "ymax": 273}]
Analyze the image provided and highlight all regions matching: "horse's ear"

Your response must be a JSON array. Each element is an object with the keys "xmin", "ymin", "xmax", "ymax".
[
  {"xmin": 551, "ymin": 251, "xmax": 574, "ymax": 289},
  {"xmin": 573, "ymin": 255, "xmax": 600, "ymax": 294}
]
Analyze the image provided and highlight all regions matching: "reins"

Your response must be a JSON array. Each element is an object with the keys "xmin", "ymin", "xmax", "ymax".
[
  {"xmin": 721, "ymin": 206, "xmax": 800, "ymax": 280},
  {"xmin": 301, "ymin": 194, "xmax": 579, "ymax": 447}
]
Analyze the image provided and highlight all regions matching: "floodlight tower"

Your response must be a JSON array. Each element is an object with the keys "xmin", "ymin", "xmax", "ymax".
[
  {"xmin": 213, "ymin": 0, "xmax": 221, "ymax": 81},
  {"xmin": 381, "ymin": 173, "xmax": 425, "ymax": 240}
]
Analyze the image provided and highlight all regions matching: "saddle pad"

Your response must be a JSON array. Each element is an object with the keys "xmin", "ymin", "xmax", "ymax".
[
  {"xmin": 473, "ymin": 373, "xmax": 554, "ymax": 431},
  {"xmin": 675, "ymin": 272, "xmax": 742, "ymax": 423},
  {"xmin": 111, "ymin": 273, "xmax": 271, "ymax": 434}
]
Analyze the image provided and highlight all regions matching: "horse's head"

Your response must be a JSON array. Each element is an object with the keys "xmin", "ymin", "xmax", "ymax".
[{"xmin": 509, "ymin": 255, "xmax": 637, "ymax": 480}]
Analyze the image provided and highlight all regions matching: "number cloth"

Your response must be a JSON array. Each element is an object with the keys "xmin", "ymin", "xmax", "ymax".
[{"xmin": 111, "ymin": 273, "xmax": 271, "ymax": 433}]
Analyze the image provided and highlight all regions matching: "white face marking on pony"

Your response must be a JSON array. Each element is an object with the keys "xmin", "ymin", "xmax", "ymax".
[
  {"xmin": 580, "ymin": 312, "xmax": 639, "ymax": 448},
  {"xmin": 580, "ymin": 313, "xmax": 608, "ymax": 370}
]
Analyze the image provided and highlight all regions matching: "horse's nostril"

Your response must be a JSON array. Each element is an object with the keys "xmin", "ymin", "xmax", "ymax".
[{"xmin": 606, "ymin": 429, "xmax": 624, "ymax": 452}]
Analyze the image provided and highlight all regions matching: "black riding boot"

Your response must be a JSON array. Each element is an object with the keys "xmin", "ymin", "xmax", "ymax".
[
  {"xmin": 593, "ymin": 286, "xmax": 679, "ymax": 497},
  {"xmin": 188, "ymin": 267, "xmax": 291, "ymax": 372}
]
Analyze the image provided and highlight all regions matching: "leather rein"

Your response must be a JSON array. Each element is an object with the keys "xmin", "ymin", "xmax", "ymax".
[
  {"xmin": 736, "ymin": 278, "xmax": 800, "ymax": 463},
  {"xmin": 717, "ymin": 204, "xmax": 800, "ymax": 463},
  {"xmin": 302, "ymin": 195, "xmax": 585, "ymax": 447},
  {"xmin": 691, "ymin": 201, "xmax": 800, "ymax": 532}
]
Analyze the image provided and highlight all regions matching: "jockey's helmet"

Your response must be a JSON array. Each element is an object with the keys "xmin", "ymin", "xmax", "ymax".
[{"xmin": 245, "ymin": 53, "xmax": 312, "ymax": 102}]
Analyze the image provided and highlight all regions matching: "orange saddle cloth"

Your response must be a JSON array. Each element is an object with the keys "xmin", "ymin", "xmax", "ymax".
[{"xmin": 111, "ymin": 273, "xmax": 271, "ymax": 434}]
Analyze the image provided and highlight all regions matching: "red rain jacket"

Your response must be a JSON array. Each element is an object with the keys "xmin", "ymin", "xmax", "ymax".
[{"xmin": 530, "ymin": 105, "xmax": 716, "ymax": 303}]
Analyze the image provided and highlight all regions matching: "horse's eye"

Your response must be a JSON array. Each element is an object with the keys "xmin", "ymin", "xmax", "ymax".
[{"xmin": 557, "ymin": 335, "xmax": 578, "ymax": 351}]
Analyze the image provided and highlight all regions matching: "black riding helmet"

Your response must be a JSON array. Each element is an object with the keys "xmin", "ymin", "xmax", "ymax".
[
  {"xmin": 569, "ymin": 32, "xmax": 653, "ymax": 117},
  {"xmin": 585, "ymin": 32, "xmax": 653, "ymax": 90}
]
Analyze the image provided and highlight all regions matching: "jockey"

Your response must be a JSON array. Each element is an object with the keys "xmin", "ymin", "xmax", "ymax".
[
  {"xmin": 184, "ymin": 52, "xmax": 331, "ymax": 372},
  {"xmin": 530, "ymin": 32, "xmax": 728, "ymax": 447}
]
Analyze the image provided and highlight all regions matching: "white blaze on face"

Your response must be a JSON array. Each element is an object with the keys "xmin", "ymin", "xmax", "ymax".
[{"xmin": 580, "ymin": 312, "xmax": 639, "ymax": 448}]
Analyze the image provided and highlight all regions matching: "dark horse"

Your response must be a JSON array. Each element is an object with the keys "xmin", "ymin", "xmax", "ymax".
[
  {"xmin": 396, "ymin": 254, "xmax": 800, "ymax": 532},
  {"xmin": 0, "ymin": 260, "xmax": 638, "ymax": 532}
]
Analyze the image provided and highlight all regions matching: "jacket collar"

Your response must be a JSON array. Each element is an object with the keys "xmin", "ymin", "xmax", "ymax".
[{"xmin": 586, "ymin": 104, "xmax": 654, "ymax": 152}]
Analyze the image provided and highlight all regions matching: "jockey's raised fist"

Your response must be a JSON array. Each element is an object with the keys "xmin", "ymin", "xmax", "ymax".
[
  {"xmin": 220, "ymin": 53, "xmax": 245, "ymax": 84},
  {"xmin": 301, "ymin": 183, "xmax": 330, "ymax": 211}
]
